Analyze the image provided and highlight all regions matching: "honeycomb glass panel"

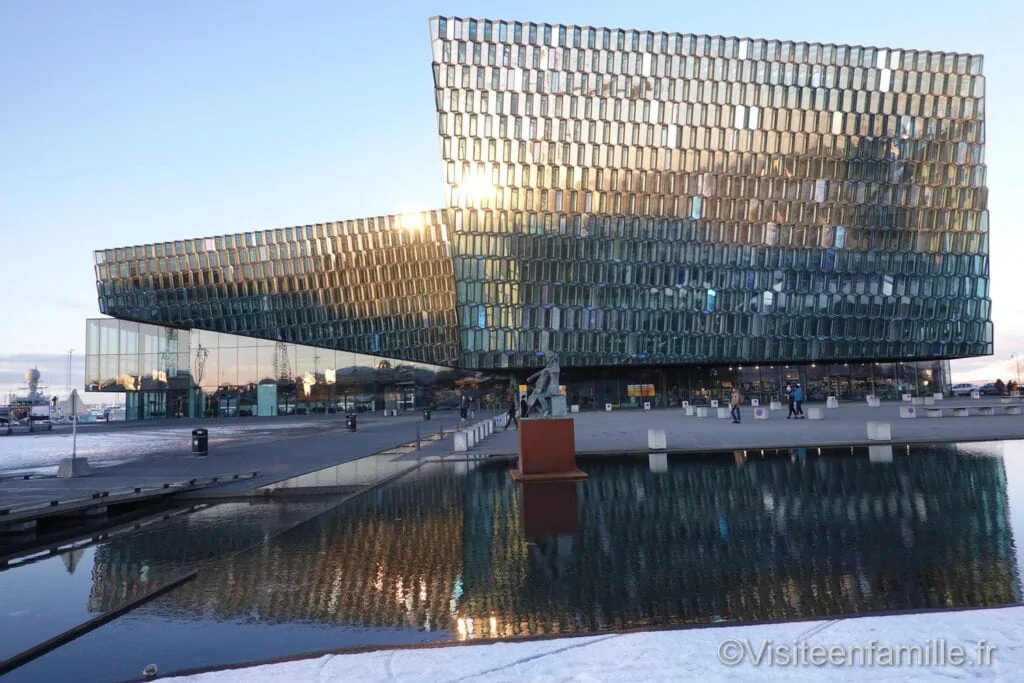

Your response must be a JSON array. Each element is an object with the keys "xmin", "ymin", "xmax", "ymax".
[{"xmin": 430, "ymin": 17, "xmax": 990, "ymax": 369}]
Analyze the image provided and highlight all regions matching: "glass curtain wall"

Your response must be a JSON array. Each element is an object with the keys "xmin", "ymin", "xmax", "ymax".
[
  {"xmin": 554, "ymin": 359, "xmax": 949, "ymax": 409},
  {"xmin": 85, "ymin": 319, "xmax": 501, "ymax": 420}
]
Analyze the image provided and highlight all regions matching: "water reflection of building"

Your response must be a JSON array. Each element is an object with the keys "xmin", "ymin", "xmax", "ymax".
[
  {"xmin": 87, "ymin": 472, "xmax": 466, "ymax": 633},
  {"xmin": 85, "ymin": 449, "xmax": 1019, "ymax": 640},
  {"xmin": 462, "ymin": 448, "xmax": 1019, "ymax": 638}
]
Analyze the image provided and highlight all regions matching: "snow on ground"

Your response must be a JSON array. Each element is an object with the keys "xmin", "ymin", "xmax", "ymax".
[
  {"xmin": 164, "ymin": 606, "xmax": 1024, "ymax": 682},
  {"xmin": 0, "ymin": 421, "xmax": 329, "ymax": 474}
]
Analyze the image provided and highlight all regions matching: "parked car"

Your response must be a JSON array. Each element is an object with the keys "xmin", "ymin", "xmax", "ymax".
[
  {"xmin": 950, "ymin": 383, "xmax": 979, "ymax": 396},
  {"xmin": 977, "ymin": 383, "xmax": 1001, "ymax": 395}
]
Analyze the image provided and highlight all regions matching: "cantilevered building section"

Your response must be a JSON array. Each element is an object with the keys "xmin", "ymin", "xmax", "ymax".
[
  {"xmin": 429, "ymin": 17, "xmax": 991, "ymax": 369},
  {"xmin": 90, "ymin": 17, "xmax": 992, "ymax": 416},
  {"xmin": 94, "ymin": 210, "xmax": 460, "ymax": 366}
]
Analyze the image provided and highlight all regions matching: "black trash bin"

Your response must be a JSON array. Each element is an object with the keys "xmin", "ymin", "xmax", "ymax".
[
  {"xmin": 191, "ymin": 428, "xmax": 208, "ymax": 455},
  {"xmin": 423, "ymin": 409, "xmax": 431, "ymax": 421},
  {"xmin": 346, "ymin": 414, "xmax": 357, "ymax": 432}
]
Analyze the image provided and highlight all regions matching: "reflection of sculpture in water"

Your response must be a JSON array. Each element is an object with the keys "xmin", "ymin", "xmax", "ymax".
[{"xmin": 525, "ymin": 352, "xmax": 560, "ymax": 417}]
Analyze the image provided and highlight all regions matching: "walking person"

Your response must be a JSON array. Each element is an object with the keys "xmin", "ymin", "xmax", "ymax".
[
  {"xmin": 786, "ymin": 385, "xmax": 798, "ymax": 419},
  {"xmin": 520, "ymin": 395, "xmax": 529, "ymax": 419},
  {"xmin": 730, "ymin": 387, "xmax": 742, "ymax": 424},
  {"xmin": 793, "ymin": 383, "xmax": 805, "ymax": 418},
  {"xmin": 504, "ymin": 396, "xmax": 519, "ymax": 430}
]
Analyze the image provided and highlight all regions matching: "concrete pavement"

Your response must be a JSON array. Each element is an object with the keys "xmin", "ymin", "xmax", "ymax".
[
  {"xmin": 466, "ymin": 397, "xmax": 1024, "ymax": 456},
  {"xmin": 0, "ymin": 412, "xmax": 459, "ymax": 512}
]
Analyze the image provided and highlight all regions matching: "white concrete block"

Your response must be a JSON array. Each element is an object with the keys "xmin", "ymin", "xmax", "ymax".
[
  {"xmin": 684, "ymin": 406, "xmax": 695, "ymax": 416},
  {"xmin": 865, "ymin": 395, "xmax": 875, "ymax": 403},
  {"xmin": 867, "ymin": 397, "xmax": 881, "ymax": 407},
  {"xmin": 912, "ymin": 397, "xmax": 924, "ymax": 405},
  {"xmin": 979, "ymin": 406, "xmax": 994, "ymax": 416},
  {"xmin": 681, "ymin": 400, "xmax": 689, "ymax": 407},
  {"xmin": 1001, "ymin": 398, "xmax": 1013, "ymax": 404},
  {"xmin": 648, "ymin": 452, "xmax": 668, "ymax": 473},
  {"xmin": 648, "ymin": 429, "xmax": 667, "ymax": 451},
  {"xmin": 643, "ymin": 401, "xmax": 651, "ymax": 411},
  {"xmin": 717, "ymin": 407, "xmax": 730, "ymax": 419},
  {"xmin": 57, "ymin": 457, "xmax": 91, "ymax": 478},
  {"xmin": 826, "ymin": 396, "xmax": 839, "ymax": 409},
  {"xmin": 754, "ymin": 407, "xmax": 768, "ymax": 420},
  {"xmin": 953, "ymin": 407, "xmax": 969, "ymax": 417},
  {"xmin": 1006, "ymin": 406, "xmax": 1022, "ymax": 416},
  {"xmin": 466, "ymin": 429, "xmax": 477, "ymax": 448},
  {"xmin": 807, "ymin": 407, "xmax": 824, "ymax": 420},
  {"xmin": 902, "ymin": 394, "xmax": 912, "ymax": 402},
  {"xmin": 869, "ymin": 445, "xmax": 894, "ymax": 463},
  {"xmin": 605, "ymin": 403, "xmax": 613, "ymax": 412},
  {"xmin": 751, "ymin": 398, "xmax": 760, "ymax": 407},
  {"xmin": 710, "ymin": 400, "xmax": 719, "ymax": 408},
  {"xmin": 570, "ymin": 404, "xmax": 580, "ymax": 413},
  {"xmin": 899, "ymin": 406, "xmax": 917, "ymax": 419},
  {"xmin": 867, "ymin": 421, "xmax": 892, "ymax": 441},
  {"xmin": 933, "ymin": 393, "xmax": 943, "ymax": 401},
  {"xmin": 454, "ymin": 432, "xmax": 469, "ymax": 452},
  {"xmin": 924, "ymin": 397, "xmax": 936, "ymax": 406},
  {"xmin": 769, "ymin": 401, "xmax": 782, "ymax": 411},
  {"xmin": 696, "ymin": 407, "xmax": 709, "ymax": 418},
  {"xmin": 926, "ymin": 408, "xmax": 943, "ymax": 418},
  {"xmin": 971, "ymin": 391, "xmax": 981, "ymax": 399}
]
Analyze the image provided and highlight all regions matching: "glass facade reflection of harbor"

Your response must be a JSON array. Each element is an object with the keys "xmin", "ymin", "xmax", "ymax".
[
  {"xmin": 84, "ymin": 319, "xmax": 504, "ymax": 419},
  {"xmin": 85, "ymin": 446, "xmax": 1018, "ymax": 639}
]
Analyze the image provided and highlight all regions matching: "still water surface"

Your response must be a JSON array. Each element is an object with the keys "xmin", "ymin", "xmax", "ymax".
[{"xmin": 4, "ymin": 441, "xmax": 1024, "ymax": 682}]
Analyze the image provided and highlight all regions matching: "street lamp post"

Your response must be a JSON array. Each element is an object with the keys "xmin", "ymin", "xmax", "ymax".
[{"xmin": 1011, "ymin": 354, "xmax": 1021, "ymax": 390}]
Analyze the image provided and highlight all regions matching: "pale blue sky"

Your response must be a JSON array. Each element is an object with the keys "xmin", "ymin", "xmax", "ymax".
[{"xmin": 1, "ymin": 0, "xmax": 1021, "ymax": 395}]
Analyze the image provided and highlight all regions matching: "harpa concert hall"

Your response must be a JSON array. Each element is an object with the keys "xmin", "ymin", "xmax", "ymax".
[{"xmin": 86, "ymin": 16, "xmax": 991, "ymax": 420}]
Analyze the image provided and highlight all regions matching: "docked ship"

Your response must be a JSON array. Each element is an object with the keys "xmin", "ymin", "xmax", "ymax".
[{"xmin": 1, "ymin": 368, "xmax": 54, "ymax": 430}]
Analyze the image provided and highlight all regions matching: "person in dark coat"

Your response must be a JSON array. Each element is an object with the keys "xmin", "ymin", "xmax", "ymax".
[
  {"xmin": 520, "ymin": 395, "xmax": 529, "ymax": 419},
  {"xmin": 505, "ymin": 397, "xmax": 519, "ymax": 430}
]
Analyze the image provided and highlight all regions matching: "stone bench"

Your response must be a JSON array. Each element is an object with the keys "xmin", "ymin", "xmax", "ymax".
[
  {"xmin": 953, "ymin": 407, "xmax": 969, "ymax": 417},
  {"xmin": 696, "ymin": 407, "xmax": 709, "ymax": 418},
  {"xmin": 807, "ymin": 407, "xmax": 824, "ymax": 420},
  {"xmin": 648, "ymin": 429, "xmax": 667, "ymax": 450},
  {"xmin": 926, "ymin": 408, "xmax": 943, "ymax": 418},
  {"xmin": 979, "ymin": 406, "xmax": 994, "ymax": 416},
  {"xmin": 1007, "ymin": 406, "xmax": 1022, "ymax": 416},
  {"xmin": 717, "ymin": 407, "xmax": 731, "ymax": 419},
  {"xmin": 867, "ymin": 421, "xmax": 891, "ymax": 441}
]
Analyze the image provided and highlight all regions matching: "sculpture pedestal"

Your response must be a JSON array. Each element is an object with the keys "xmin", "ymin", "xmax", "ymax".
[
  {"xmin": 519, "ymin": 480, "xmax": 579, "ymax": 537},
  {"xmin": 510, "ymin": 417, "xmax": 586, "ymax": 482}
]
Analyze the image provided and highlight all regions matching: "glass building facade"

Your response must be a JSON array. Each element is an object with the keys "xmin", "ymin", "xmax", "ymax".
[
  {"xmin": 85, "ymin": 318, "xmax": 501, "ymax": 420},
  {"xmin": 89, "ymin": 17, "xmax": 989, "ymax": 416},
  {"xmin": 431, "ymin": 17, "xmax": 991, "ymax": 370}
]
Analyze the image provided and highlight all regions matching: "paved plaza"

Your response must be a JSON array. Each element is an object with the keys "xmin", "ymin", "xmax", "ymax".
[
  {"xmin": 5, "ymin": 397, "xmax": 1023, "ymax": 517},
  {"xmin": 472, "ymin": 397, "xmax": 1024, "ymax": 457},
  {"xmin": 0, "ymin": 412, "xmax": 460, "ymax": 512}
]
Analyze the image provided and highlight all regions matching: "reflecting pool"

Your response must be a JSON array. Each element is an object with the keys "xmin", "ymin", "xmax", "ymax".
[{"xmin": 3, "ymin": 441, "xmax": 1023, "ymax": 682}]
